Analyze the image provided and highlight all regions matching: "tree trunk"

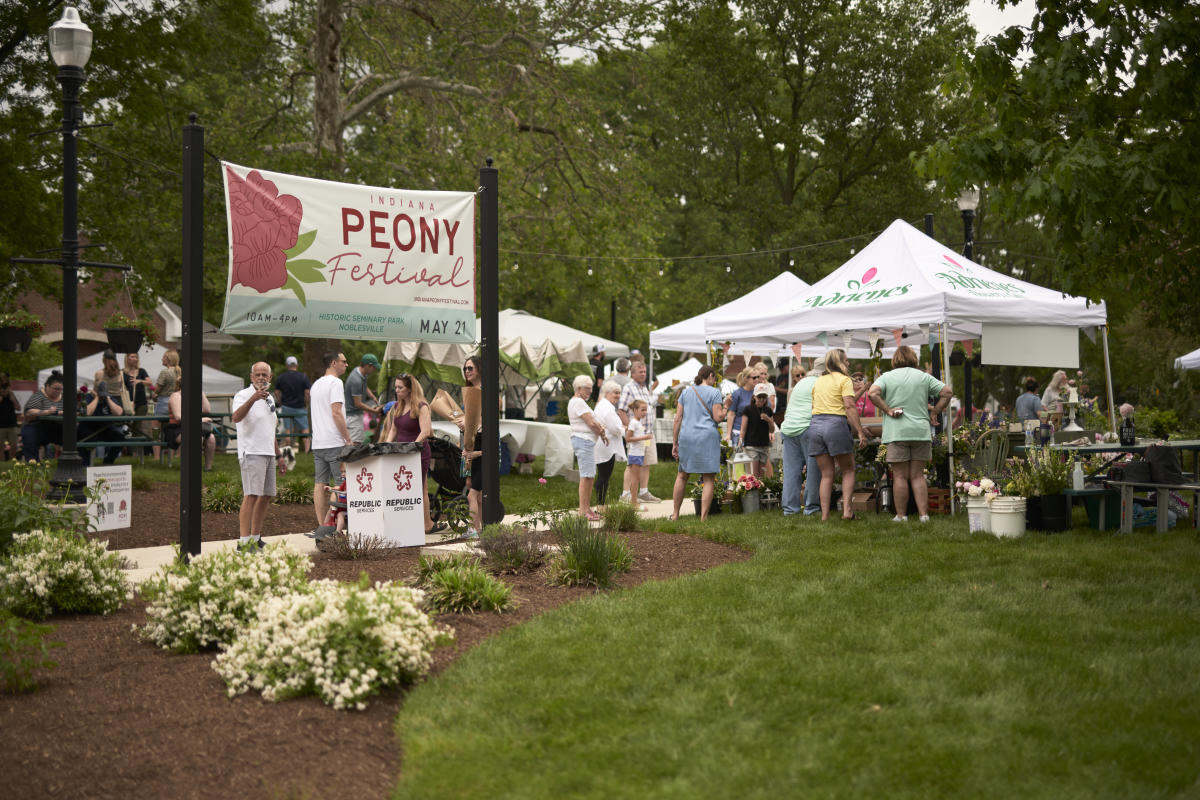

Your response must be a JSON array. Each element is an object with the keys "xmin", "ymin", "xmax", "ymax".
[{"xmin": 313, "ymin": 0, "xmax": 345, "ymax": 169}]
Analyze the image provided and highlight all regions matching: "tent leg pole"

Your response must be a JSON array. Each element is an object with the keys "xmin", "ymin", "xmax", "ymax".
[
  {"xmin": 943, "ymin": 322, "xmax": 955, "ymax": 515},
  {"xmin": 1102, "ymin": 325, "xmax": 1117, "ymax": 436}
]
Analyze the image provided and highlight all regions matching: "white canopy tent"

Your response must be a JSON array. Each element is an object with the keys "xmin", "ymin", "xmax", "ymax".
[
  {"xmin": 655, "ymin": 357, "xmax": 705, "ymax": 388},
  {"xmin": 40, "ymin": 343, "xmax": 246, "ymax": 397},
  {"xmin": 650, "ymin": 272, "xmax": 810, "ymax": 358},
  {"xmin": 706, "ymin": 218, "xmax": 1116, "ymax": 501},
  {"xmin": 1175, "ymin": 348, "xmax": 1200, "ymax": 371}
]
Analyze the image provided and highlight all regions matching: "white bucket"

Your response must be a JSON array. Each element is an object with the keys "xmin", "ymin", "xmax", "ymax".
[
  {"xmin": 989, "ymin": 496, "xmax": 1027, "ymax": 538},
  {"xmin": 966, "ymin": 495, "xmax": 991, "ymax": 533}
]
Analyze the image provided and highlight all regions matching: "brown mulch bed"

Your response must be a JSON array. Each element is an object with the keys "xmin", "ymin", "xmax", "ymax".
[{"xmin": 2, "ymin": 482, "xmax": 749, "ymax": 800}]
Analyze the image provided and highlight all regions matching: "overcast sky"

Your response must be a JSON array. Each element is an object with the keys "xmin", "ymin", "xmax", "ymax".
[{"xmin": 968, "ymin": 0, "xmax": 1036, "ymax": 42}]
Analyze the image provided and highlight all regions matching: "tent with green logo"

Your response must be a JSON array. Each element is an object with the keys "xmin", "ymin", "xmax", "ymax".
[{"xmin": 706, "ymin": 218, "xmax": 1115, "ymax": 495}]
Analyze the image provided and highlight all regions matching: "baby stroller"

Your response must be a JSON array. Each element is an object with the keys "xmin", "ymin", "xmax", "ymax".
[
  {"xmin": 308, "ymin": 478, "xmax": 348, "ymax": 542},
  {"xmin": 427, "ymin": 436, "xmax": 471, "ymax": 532}
]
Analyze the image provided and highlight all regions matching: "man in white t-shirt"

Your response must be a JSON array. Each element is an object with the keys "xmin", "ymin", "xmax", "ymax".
[
  {"xmin": 231, "ymin": 362, "xmax": 285, "ymax": 552},
  {"xmin": 310, "ymin": 351, "xmax": 353, "ymax": 527}
]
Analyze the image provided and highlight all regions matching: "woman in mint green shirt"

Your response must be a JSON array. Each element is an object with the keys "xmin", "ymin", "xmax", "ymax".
[{"xmin": 868, "ymin": 346, "xmax": 953, "ymax": 522}]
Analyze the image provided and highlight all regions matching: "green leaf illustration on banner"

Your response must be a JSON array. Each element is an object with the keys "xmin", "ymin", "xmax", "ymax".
[
  {"xmin": 284, "ymin": 229, "xmax": 316, "ymax": 259},
  {"xmin": 286, "ymin": 259, "xmax": 327, "ymax": 283},
  {"xmin": 283, "ymin": 274, "xmax": 307, "ymax": 306}
]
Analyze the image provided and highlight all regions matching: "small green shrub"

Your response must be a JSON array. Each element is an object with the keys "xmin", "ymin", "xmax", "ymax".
[
  {"xmin": 422, "ymin": 563, "xmax": 513, "ymax": 614},
  {"xmin": 322, "ymin": 531, "xmax": 388, "ymax": 560},
  {"xmin": 137, "ymin": 544, "xmax": 311, "ymax": 652},
  {"xmin": 200, "ymin": 482, "xmax": 242, "ymax": 513},
  {"xmin": 0, "ymin": 609, "xmax": 61, "ymax": 692},
  {"xmin": 602, "ymin": 501, "xmax": 641, "ymax": 533},
  {"xmin": 0, "ymin": 529, "xmax": 131, "ymax": 620},
  {"xmin": 213, "ymin": 575, "xmax": 447, "ymax": 710},
  {"xmin": 204, "ymin": 470, "xmax": 234, "ymax": 486},
  {"xmin": 548, "ymin": 515, "xmax": 632, "ymax": 589},
  {"xmin": 130, "ymin": 472, "xmax": 155, "ymax": 492},
  {"xmin": 416, "ymin": 552, "xmax": 479, "ymax": 585},
  {"xmin": 476, "ymin": 523, "xmax": 548, "ymax": 574},
  {"xmin": 275, "ymin": 474, "xmax": 313, "ymax": 505}
]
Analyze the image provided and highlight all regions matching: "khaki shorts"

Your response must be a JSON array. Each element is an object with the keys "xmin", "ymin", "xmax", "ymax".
[
  {"xmin": 885, "ymin": 440, "xmax": 932, "ymax": 463},
  {"xmin": 642, "ymin": 434, "xmax": 658, "ymax": 465}
]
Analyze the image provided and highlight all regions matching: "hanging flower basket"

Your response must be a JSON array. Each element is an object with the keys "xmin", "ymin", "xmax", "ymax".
[
  {"xmin": 104, "ymin": 311, "xmax": 158, "ymax": 352},
  {"xmin": 0, "ymin": 310, "xmax": 43, "ymax": 352},
  {"xmin": 0, "ymin": 327, "xmax": 33, "ymax": 353},
  {"xmin": 104, "ymin": 328, "xmax": 144, "ymax": 353}
]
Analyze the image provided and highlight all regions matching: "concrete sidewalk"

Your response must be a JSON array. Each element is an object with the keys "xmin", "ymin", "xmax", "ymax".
[{"xmin": 117, "ymin": 496, "xmax": 690, "ymax": 585}]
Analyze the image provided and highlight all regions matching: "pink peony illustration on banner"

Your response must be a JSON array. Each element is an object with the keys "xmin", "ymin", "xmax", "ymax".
[{"xmin": 225, "ymin": 166, "xmax": 324, "ymax": 305}]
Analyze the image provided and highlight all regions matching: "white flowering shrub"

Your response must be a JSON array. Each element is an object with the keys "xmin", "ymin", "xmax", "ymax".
[
  {"xmin": 0, "ymin": 530, "xmax": 131, "ymax": 620},
  {"xmin": 213, "ymin": 577, "xmax": 449, "ymax": 710},
  {"xmin": 138, "ymin": 544, "xmax": 310, "ymax": 652}
]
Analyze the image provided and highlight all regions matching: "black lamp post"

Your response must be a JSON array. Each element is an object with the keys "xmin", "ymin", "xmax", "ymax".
[
  {"xmin": 957, "ymin": 187, "xmax": 980, "ymax": 423},
  {"xmin": 46, "ymin": 7, "xmax": 93, "ymax": 503}
]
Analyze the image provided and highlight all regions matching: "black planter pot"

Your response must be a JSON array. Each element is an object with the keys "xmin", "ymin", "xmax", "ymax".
[
  {"xmin": 105, "ymin": 328, "xmax": 144, "ymax": 353},
  {"xmin": 1025, "ymin": 496, "xmax": 1043, "ymax": 530},
  {"xmin": 0, "ymin": 327, "xmax": 33, "ymax": 353},
  {"xmin": 1038, "ymin": 493, "xmax": 1070, "ymax": 532},
  {"xmin": 692, "ymin": 496, "xmax": 722, "ymax": 517}
]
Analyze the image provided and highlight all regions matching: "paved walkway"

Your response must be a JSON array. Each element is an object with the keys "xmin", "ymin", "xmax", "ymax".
[{"xmin": 117, "ymin": 496, "xmax": 689, "ymax": 585}]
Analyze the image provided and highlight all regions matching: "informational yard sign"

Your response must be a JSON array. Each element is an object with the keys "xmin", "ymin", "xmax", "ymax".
[
  {"xmin": 87, "ymin": 465, "xmax": 131, "ymax": 532},
  {"xmin": 220, "ymin": 162, "xmax": 476, "ymax": 343},
  {"xmin": 344, "ymin": 453, "xmax": 425, "ymax": 547}
]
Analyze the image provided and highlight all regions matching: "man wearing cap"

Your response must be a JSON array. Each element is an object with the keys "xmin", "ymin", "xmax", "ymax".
[
  {"xmin": 739, "ymin": 383, "xmax": 777, "ymax": 477},
  {"xmin": 780, "ymin": 357, "xmax": 824, "ymax": 516},
  {"xmin": 274, "ymin": 356, "xmax": 311, "ymax": 453},
  {"xmin": 589, "ymin": 344, "xmax": 606, "ymax": 402},
  {"xmin": 344, "ymin": 353, "xmax": 383, "ymax": 444}
]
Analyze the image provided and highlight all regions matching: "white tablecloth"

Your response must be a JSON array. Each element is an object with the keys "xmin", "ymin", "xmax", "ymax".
[{"xmin": 431, "ymin": 419, "xmax": 578, "ymax": 480}]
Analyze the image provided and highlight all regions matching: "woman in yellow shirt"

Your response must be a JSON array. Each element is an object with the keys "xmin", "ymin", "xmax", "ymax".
[{"xmin": 806, "ymin": 349, "xmax": 868, "ymax": 520}]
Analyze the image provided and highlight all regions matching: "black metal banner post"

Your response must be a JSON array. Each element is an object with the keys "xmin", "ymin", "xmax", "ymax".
[
  {"xmin": 180, "ymin": 114, "xmax": 203, "ymax": 559},
  {"xmin": 479, "ymin": 158, "xmax": 502, "ymax": 525}
]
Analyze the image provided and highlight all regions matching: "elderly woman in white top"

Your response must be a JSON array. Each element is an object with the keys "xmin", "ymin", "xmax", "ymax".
[
  {"xmin": 567, "ymin": 374, "xmax": 609, "ymax": 521},
  {"xmin": 591, "ymin": 380, "xmax": 628, "ymax": 511},
  {"xmin": 1041, "ymin": 369, "xmax": 1070, "ymax": 423}
]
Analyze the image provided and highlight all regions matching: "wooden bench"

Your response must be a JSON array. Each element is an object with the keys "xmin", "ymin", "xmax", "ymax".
[{"xmin": 1106, "ymin": 481, "xmax": 1200, "ymax": 533}]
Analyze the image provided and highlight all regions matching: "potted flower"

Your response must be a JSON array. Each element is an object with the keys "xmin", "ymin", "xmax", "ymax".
[
  {"xmin": 104, "ymin": 311, "xmax": 158, "ymax": 352},
  {"xmin": 688, "ymin": 480, "xmax": 722, "ymax": 517},
  {"xmin": 1011, "ymin": 447, "xmax": 1074, "ymax": 532},
  {"xmin": 955, "ymin": 476, "xmax": 1000, "ymax": 533},
  {"xmin": 0, "ymin": 309, "xmax": 43, "ymax": 352},
  {"xmin": 733, "ymin": 473, "xmax": 764, "ymax": 513}
]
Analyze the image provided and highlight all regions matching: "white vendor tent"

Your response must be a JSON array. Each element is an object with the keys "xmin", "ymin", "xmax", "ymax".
[
  {"xmin": 1175, "ymin": 347, "xmax": 1200, "ymax": 371},
  {"xmin": 41, "ymin": 343, "xmax": 246, "ymax": 397},
  {"xmin": 655, "ymin": 357, "xmax": 706, "ymax": 388},
  {"xmin": 706, "ymin": 219, "xmax": 1107, "ymax": 351},
  {"xmin": 650, "ymin": 271, "xmax": 809, "ymax": 357}
]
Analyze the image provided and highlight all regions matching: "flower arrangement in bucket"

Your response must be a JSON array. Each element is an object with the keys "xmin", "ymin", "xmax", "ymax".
[
  {"xmin": 733, "ymin": 474, "xmax": 764, "ymax": 513},
  {"xmin": 1005, "ymin": 447, "xmax": 1075, "ymax": 532},
  {"xmin": 956, "ymin": 476, "xmax": 1001, "ymax": 533}
]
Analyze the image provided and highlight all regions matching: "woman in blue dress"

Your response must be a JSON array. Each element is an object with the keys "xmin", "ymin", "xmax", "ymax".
[{"xmin": 670, "ymin": 365, "xmax": 727, "ymax": 520}]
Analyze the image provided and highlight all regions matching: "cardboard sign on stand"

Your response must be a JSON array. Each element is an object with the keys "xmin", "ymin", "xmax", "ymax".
[{"xmin": 345, "ymin": 451, "xmax": 424, "ymax": 547}]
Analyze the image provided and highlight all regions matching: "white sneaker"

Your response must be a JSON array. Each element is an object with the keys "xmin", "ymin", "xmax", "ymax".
[
  {"xmin": 618, "ymin": 492, "xmax": 632, "ymax": 503},
  {"xmin": 892, "ymin": 515, "xmax": 908, "ymax": 523},
  {"xmin": 638, "ymin": 490, "xmax": 661, "ymax": 503},
  {"xmin": 918, "ymin": 515, "xmax": 930, "ymax": 523}
]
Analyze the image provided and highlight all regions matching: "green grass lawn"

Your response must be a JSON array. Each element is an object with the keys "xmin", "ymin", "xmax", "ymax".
[{"xmin": 392, "ymin": 513, "xmax": 1200, "ymax": 798}]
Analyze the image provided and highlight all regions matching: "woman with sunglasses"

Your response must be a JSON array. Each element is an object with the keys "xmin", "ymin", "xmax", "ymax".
[
  {"xmin": 455, "ymin": 356, "xmax": 485, "ymax": 535},
  {"xmin": 380, "ymin": 373, "xmax": 445, "ymax": 534}
]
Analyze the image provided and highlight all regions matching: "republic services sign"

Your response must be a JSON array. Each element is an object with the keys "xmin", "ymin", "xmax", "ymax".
[{"xmin": 219, "ymin": 163, "xmax": 476, "ymax": 343}]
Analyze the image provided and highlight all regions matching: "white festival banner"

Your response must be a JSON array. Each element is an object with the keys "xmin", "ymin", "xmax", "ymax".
[{"xmin": 220, "ymin": 162, "xmax": 476, "ymax": 343}]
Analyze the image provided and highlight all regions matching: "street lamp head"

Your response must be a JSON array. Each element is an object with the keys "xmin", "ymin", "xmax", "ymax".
[
  {"xmin": 956, "ymin": 186, "xmax": 980, "ymax": 213},
  {"xmin": 49, "ymin": 7, "xmax": 93, "ymax": 69}
]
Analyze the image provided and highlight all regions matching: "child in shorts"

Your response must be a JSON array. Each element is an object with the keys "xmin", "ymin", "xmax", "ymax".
[
  {"xmin": 739, "ymin": 384, "xmax": 776, "ymax": 477},
  {"xmin": 624, "ymin": 400, "xmax": 653, "ymax": 505}
]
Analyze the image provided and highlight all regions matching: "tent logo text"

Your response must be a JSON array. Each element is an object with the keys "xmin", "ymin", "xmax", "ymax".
[{"xmin": 803, "ymin": 268, "xmax": 910, "ymax": 308}]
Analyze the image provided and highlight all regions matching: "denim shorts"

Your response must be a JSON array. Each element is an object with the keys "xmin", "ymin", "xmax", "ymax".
[
  {"xmin": 279, "ymin": 407, "xmax": 309, "ymax": 432},
  {"xmin": 571, "ymin": 435, "xmax": 596, "ymax": 478},
  {"xmin": 627, "ymin": 455, "xmax": 645, "ymax": 466},
  {"xmin": 313, "ymin": 447, "xmax": 343, "ymax": 485},
  {"xmin": 807, "ymin": 414, "xmax": 853, "ymax": 457}
]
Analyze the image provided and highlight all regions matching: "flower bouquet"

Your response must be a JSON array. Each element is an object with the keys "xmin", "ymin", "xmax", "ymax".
[{"xmin": 733, "ymin": 474, "xmax": 763, "ymax": 513}]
